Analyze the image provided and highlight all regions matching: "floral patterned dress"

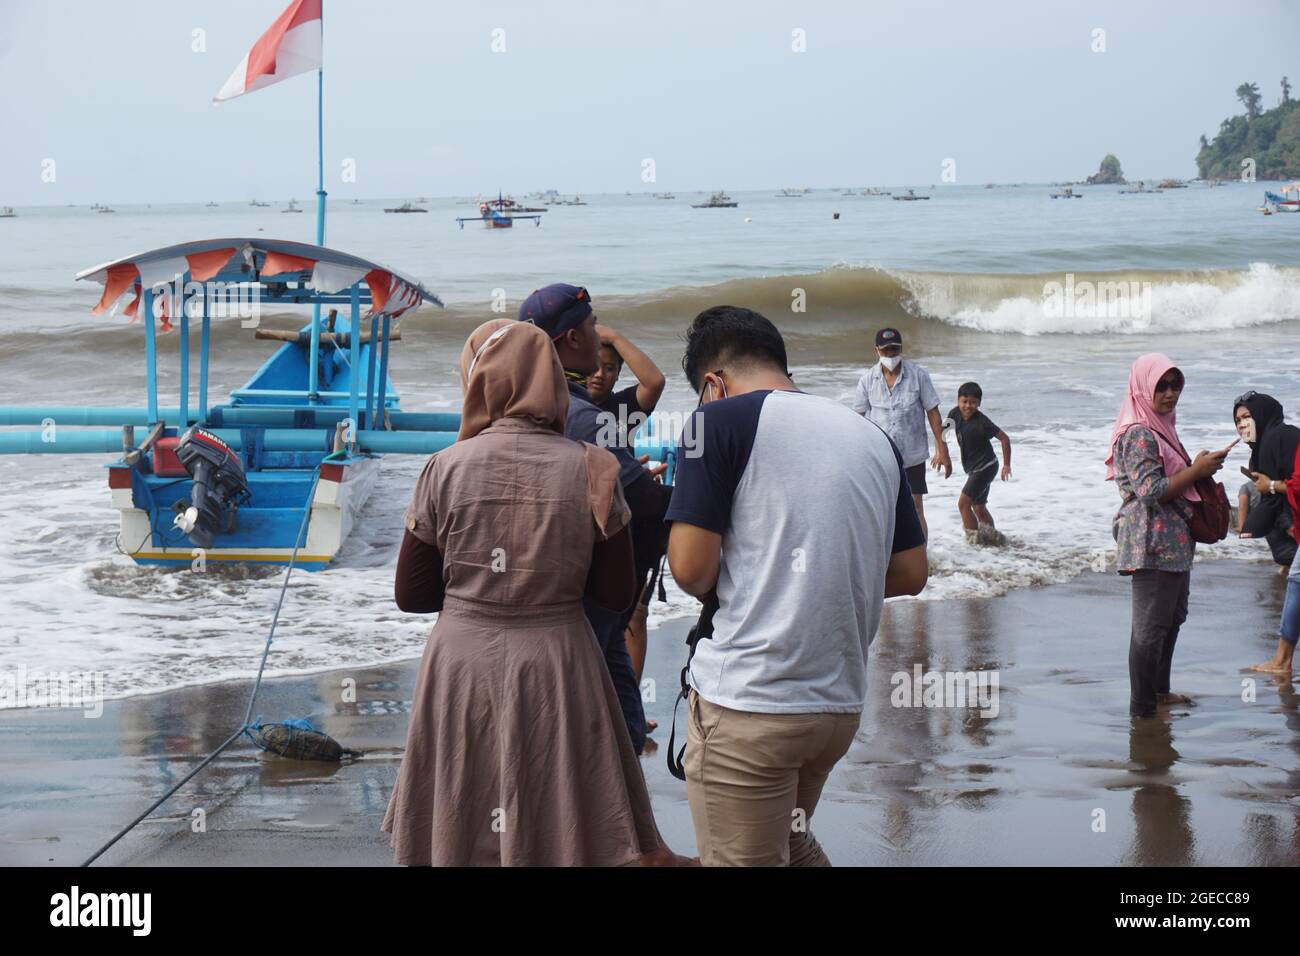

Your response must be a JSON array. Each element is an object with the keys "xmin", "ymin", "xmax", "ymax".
[{"xmin": 1112, "ymin": 425, "xmax": 1194, "ymax": 574}]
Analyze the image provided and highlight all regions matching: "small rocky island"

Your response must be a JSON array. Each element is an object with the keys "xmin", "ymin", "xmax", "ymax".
[{"xmin": 1086, "ymin": 154, "xmax": 1127, "ymax": 185}]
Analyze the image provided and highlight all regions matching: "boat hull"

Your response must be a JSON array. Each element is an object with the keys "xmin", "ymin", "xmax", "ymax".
[
  {"xmin": 112, "ymin": 456, "xmax": 382, "ymax": 571},
  {"xmin": 1263, "ymin": 187, "xmax": 1294, "ymax": 208}
]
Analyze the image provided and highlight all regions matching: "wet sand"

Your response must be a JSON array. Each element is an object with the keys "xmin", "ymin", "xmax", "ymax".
[{"xmin": 2, "ymin": 560, "xmax": 1297, "ymax": 866}]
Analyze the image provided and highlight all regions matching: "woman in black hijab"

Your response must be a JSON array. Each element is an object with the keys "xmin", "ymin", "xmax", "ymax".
[{"xmin": 1233, "ymin": 392, "xmax": 1300, "ymax": 675}]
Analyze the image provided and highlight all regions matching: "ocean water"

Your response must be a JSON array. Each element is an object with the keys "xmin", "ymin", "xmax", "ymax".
[{"xmin": 1, "ymin": 183, "xmax": 1297, "ymax": 700}]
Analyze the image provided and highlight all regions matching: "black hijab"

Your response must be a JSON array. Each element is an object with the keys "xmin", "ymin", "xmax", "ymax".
[
  {"xmin": 1234, "ymin": 393, "xmax": 1298, "ymax": 477},
  {"xmin": 1235, "ymin": 392, "xmax": 1299, "ymax": 540}
]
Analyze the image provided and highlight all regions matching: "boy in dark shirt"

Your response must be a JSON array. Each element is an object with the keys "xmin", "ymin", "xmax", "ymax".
[
  {"xmin": 945, "ymin": 382, "xmax": 1012, "ymax": 545},
  {"xmin": 586, "ymin": 327, "xmax": 668, "ymax": 714},
  {"xmin": 587, "ymin": 327, "xmax": 666, "ymax": 459}
]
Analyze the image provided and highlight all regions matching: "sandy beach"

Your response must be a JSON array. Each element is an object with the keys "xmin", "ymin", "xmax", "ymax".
[{"xmin": 2, "ymin": 557, "xmax": 1296, "ymax": 867}]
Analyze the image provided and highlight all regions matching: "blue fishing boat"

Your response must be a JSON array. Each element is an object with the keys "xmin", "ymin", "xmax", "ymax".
[
  {"xmin": 456, "ymin": 192, "xmax": 542, "ymax": 229},
  {"xmin": 0, "ymin": 238, "xmax": 460, "ymax": 570},
  {"xmin": 0, "ymin": 238, "xmax": 678, "ymax": 571},
  {"xmin": 0, "ymin": 0, "xmax": 668, "ymax": 574},
  {"xmin": 1263, "ymin": 183, "xmax": 1299, "ymax": 212}
]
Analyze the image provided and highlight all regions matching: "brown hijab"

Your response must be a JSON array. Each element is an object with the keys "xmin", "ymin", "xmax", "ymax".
[
  {"xmin": 458, "ymin": 318, "xmax": 568, "ymax": 440},
  {"xmin": 455, "ymin": 319, "xmax": 627, "ymax": 537}
]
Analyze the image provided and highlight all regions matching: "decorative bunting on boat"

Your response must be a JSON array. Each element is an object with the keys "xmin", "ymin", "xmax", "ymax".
[
  {"xmin": 186, "ymin": 247, "xmax": 236, "ymax": 282},
  {"xmin": 136, "ymin": 257, "xmax": 189, "ymax": 334},
  {"xmin": 136, "ymin": 257, "xmax": 189, "ymax": 291},
  {"xmin": 91, "ymin": 264, "xmax": 139, "ymax": 316},
  {"xmin": 364, "ymin": 269, "xmax": 423, "ymax": 318},
  {"xmin": 261, "ymin": 250, "xmax": 317, "ymax": 277},
  {"xmin": 122, "ymin": 285, "xmax": 142, "ymax": 321},
  {"xmin": 78, "ymin": 239, "xmax": 441, "ymax": 319},
  {"xmin": 365, "ymin": 269, "xmax": 392, "ymax": 314},
  {"xmin": 308, "ymin": 261, "xmax": 369, "ymax": 295},
  {"xmin": 155, "ymin": 296, "xmax": 175, "ymax": 334},
  {"xmin": 213, "ymin": 0, "xmax": 323, "ymax": 104}
]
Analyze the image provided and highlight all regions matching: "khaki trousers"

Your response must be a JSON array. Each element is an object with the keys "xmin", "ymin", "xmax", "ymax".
[{"xmin": 684, "ymin": 689, "xmax": 861, "ymax": 866}]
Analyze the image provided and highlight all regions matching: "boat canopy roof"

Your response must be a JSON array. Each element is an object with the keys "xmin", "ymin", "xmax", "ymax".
[{"xmin": 77, "ymin": 237, "xmax": 442, "ymax": 320}]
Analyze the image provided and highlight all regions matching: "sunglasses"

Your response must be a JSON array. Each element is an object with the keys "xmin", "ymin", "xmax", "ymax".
[
  {"xmin": 1234, "ymin": 390, "xmax": 1257, "ymax": 406},
  {"xmin": 1154, "ymin": 377, "xmax": 1183, "ymax": 393}
]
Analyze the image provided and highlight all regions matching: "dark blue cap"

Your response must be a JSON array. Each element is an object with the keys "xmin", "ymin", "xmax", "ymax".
[
  {"xmin": 875, "ymin": 327, "xmax": 902, "ymax": 348},
  {"xmin": 518, "ymin": 283, "xmax": 593, "ymax": 338}
]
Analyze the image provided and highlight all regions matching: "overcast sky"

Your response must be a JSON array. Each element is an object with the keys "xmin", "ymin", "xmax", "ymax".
[{"xmin": 2, "ymin": 0, "xmax": 1297, "ymax": 204}]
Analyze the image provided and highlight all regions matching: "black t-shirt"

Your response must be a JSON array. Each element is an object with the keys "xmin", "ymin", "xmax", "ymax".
[
  {"xmin": 594, "ymin": 384, "xmax": 668, "ymax": 558},
  {"xmin": 946, "ymin": 406, "xmax": 1001, "ymax": 474},
  {"xmin": 595, "ymin": 384, "xmax": 648, "ymax": 456},
  {"xmin": 565, "ymin": 381, "xmax": 642, "ymax": 488}
]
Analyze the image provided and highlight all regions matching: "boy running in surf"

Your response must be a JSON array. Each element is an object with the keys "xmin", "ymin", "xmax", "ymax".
[{"xmin": 946, "ymin": 382, "xmax": 1012, "ymax": 545}]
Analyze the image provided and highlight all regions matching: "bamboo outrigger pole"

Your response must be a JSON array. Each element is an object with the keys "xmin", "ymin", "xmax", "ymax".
[{"xmin": 254, "ymin": 328, "xmax": 402, "ymax": 347}]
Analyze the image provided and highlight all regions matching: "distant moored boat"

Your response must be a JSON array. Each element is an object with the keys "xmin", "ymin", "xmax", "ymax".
[
  {"xmin": 692, "ymin": 191, "xmax": 738, "ymax": 208},
  {"xmin": 456, "ymin": 192, "xmax": 543, "ymax": 229}
]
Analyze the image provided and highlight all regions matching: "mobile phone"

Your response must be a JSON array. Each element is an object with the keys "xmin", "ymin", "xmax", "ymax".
[
  {"xmin": 1240, "ymin": 466, "xmax": 1254, "ymax": 479},
  {"xmin": 1219, "ymin": 438, "xmax": 1240, "ymax": 456}
]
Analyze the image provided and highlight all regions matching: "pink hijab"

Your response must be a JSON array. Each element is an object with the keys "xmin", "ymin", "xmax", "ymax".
[{"xmin": 1105, "ymin": 353, "xmax": 1199, "ymax": 501}]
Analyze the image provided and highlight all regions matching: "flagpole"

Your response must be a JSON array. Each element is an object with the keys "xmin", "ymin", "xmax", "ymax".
[
  {"xmin": 308, "ymin": 3, "xmax": 325, "ymax": 404},
  {"xmin": 315, "ymin": 69, "xmax": 325, "ymax": 245}
]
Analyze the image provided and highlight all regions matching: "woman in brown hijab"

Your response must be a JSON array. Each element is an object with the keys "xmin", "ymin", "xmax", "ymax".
[{"xmin": 382, "ymin": 318, "xmax": 684, "ymax": 866}]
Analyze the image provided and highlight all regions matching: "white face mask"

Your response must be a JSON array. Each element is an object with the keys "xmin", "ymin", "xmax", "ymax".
[
  {"xmin": 1238, "ymin": 417, "xmax": 1256, "ymax": 442},
  {"xmin": 879, "ymin": 355, "xmax": 902, "ymax": 371}
]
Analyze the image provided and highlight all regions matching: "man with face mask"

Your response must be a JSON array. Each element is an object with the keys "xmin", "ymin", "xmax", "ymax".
[{"xmin": 852, "ymin": 328, "xmax": 952, "ymax": 537}]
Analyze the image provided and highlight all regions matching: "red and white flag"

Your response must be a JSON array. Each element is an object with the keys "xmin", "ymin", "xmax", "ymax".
[{"xmin": 213, "ymin": 0, "xmax": 322, "ymax": 103}]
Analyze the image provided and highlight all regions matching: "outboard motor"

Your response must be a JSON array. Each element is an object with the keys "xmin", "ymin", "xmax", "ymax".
[{"xmin": 170, "ymin": 427, "xmax": 250, "ymax": 548}]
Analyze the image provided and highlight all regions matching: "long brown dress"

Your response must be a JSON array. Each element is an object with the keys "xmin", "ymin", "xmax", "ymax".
[{"xmin": 381, "ymin": 321, "xmax": 663, "ymax": 866}]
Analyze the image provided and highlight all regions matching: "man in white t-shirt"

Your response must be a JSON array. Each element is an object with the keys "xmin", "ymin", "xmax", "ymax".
[{"xmin": 667, "ymin": 305, "xmax": 928, "ymax": 866}]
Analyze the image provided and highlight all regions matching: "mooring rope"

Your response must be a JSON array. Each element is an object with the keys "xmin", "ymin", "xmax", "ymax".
[{"xmin": 80, "ymin": 462, "xmax": 328, "ymax": 867}]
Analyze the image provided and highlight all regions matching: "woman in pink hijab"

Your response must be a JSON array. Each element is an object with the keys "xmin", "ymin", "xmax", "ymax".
[{"xmin": 1106, "ymin": 353, "xmax": 1227, "ymax": 718}]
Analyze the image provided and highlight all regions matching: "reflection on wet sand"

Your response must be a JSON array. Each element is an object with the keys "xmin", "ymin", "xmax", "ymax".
[
  {"xmin": 1125, "ymin": 719, "xmax": 1194, "ymax": 866},
  {"xmin": 1, "ymin": 564, "xmax": 1296, "ymax": 866},
  {"xmin": 829, "ymin": 562, "xmax": 1298, "ymax": 865},
  {"xmin": 1242, "ymin": 677, "xmax": 1300, "ymax": 866}
]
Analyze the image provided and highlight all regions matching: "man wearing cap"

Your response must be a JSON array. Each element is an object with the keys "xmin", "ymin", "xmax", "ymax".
[
  {"xmin": 852, "ymin": 328, "xmax": 951, "ymax": 537},
  {"xmin": 518, "ymin": 282, "xmax": 653, "ymax": 754}
]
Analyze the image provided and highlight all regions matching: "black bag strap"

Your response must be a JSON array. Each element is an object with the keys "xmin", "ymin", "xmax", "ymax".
[
  {"xmin": 647, "ymin": 552, "xmax": 668, "ymax": 604},
  {"xmin": 667, "ymin": 591, "xmax": 718, "ymax": 781}
]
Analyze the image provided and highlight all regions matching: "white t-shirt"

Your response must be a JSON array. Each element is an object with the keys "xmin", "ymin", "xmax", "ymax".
[{"xmin": 666, "ymin": 389, "xmax": 925, "ymax": 714}]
